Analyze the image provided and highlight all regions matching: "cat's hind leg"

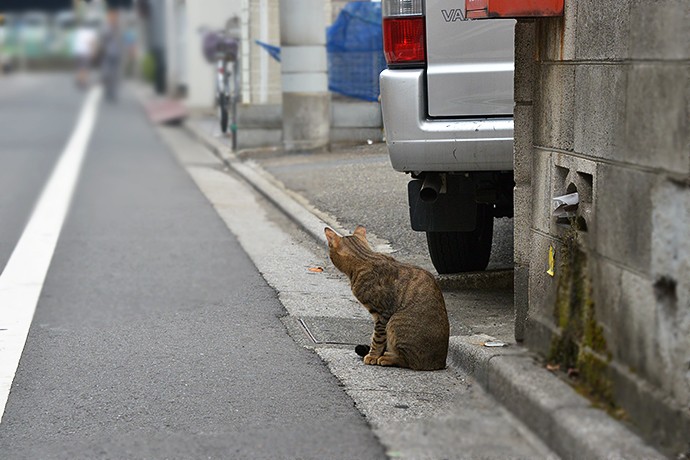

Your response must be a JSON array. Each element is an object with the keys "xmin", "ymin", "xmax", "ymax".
[{"xmin": 375, "ymin": 329, "xmax": 409, "ymax": 368}]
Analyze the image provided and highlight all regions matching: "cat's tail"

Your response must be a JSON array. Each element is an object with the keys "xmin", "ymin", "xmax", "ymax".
[{"xmin": 355, "ymin": 344, "xmax": 370, "ymax": 358}]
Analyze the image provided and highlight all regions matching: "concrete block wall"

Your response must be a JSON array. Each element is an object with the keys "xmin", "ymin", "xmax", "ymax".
[
  {"xmin": 512, "ymin": 19, "xmax": 536, "ymax": 341},
  {"xmin": 235, "ymin": 99, "xmax": 383, "ymax": 150},
  {"xmin": 513, "ymin": 1, "xmax": 690, "ymax": 456}
]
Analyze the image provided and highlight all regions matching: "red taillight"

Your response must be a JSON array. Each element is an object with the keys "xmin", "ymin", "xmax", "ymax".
[{"xmin": 383, "ymin": 16, "xmax": 425, "ymax": 67}]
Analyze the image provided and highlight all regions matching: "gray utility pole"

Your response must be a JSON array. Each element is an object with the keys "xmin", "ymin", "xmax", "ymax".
[{"xmin": 279, "ymin": 0, "xmax": 330, "ymax": 151}]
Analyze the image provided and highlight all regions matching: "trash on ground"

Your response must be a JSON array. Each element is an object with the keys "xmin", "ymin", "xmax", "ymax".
[{"xmin": 483, "ymin": 341, "xmax": 508, "ymax": 347}]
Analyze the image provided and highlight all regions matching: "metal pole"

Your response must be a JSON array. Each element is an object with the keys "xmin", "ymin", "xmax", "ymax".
[{"xmin": 231, "ymin": 59, "xmax": 239, "ymax": 152}]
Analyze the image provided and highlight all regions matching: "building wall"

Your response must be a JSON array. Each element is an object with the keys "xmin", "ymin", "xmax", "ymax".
[
  {"xmin": 184, "ymin": 0, "xmax": 241, "ymax": 109},
  {"xmin": 513, "ymin": 1, "xmax": 690, "ymax": 456},
  {"xmin": 163, "ymin": 0, "xmax": 186, "ymax": 96}
]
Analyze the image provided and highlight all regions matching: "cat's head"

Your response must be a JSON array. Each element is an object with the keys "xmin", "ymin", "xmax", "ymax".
[{"xmin": 324, "ymin": 226, "xmax": 369, "ymax": 274}]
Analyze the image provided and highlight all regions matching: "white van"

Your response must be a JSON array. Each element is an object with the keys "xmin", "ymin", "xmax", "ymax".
[{"xmin": 380, "ymin": 0, "xmax": 515, "ymax": 273}]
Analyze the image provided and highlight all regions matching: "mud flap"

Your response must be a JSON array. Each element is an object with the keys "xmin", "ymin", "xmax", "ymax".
[{"xmin": 408, "ymin": 175, "xmax": 477, "ymax": 232}]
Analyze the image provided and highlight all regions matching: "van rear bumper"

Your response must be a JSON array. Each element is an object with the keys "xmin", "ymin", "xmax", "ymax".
[{"xmin": 380, "ymin": 68, "xmax": 514, "ymax": 173}]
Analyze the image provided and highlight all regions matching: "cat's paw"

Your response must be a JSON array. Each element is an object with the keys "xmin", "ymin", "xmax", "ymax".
[
  {"xmin": 377, "ymin": 352, "xmax": 403, "ymax": 367},
  {"xmin": 363, "ymin": 354, "xmax": 379, "ymax": 365}
]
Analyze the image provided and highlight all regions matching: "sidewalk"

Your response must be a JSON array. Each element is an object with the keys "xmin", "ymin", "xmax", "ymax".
[{"xmin": 183, "ymin": 114, "xmax": 666, "ymax": 459}]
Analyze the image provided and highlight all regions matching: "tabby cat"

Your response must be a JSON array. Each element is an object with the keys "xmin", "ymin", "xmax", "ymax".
[{"xmin": 325, "ymin": 226, "xmax": 449, "ymax": 371}]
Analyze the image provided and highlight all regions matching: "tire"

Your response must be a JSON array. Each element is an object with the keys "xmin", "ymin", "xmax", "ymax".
[
  {"xmin": 219, "ymin": 95, "xmax": 229, "ymax": 133},
  {"xmin": 426, "ymin": 203, "xmax": 494, "ymax": 274}
]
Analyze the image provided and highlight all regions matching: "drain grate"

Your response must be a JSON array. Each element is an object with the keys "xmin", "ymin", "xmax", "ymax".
[{"xmin": 298, "ymin": 316, "xmax": 372, "ymax": 345}]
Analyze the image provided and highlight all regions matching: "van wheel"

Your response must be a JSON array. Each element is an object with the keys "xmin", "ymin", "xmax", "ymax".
[{"xmin": 426, "ymin": 204, "xmax": 494, "ymax": 274}]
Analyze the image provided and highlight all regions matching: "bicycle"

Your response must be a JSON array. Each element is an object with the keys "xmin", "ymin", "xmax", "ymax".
[{"xmin": 201, "ymin": 28, "xmax": 239, "ymax": 147}]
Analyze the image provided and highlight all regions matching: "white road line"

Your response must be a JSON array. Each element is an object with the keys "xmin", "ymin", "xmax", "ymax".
[{"xmin": 0, "ymin": 86, "xmax": 102, "ymax": 422}]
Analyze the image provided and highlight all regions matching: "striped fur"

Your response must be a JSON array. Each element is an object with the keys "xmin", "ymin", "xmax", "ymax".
[{"xmin": 325, "ymin": 226, "xmax": 449, "ymax": 371}]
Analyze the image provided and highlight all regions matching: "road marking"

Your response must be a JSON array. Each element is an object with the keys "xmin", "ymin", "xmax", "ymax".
[{"xmin": 0, "ymin": 86, "xmax": 102, "ymax": 422}]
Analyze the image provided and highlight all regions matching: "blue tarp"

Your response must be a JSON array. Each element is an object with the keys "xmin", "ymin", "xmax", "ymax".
[
  {"xmin": 255, "ymin": 40, "xmax": 281, "ymax": 62},
  {"xmin": 326, "ymin": 1, "xmax": 386, "ymax": 101}
]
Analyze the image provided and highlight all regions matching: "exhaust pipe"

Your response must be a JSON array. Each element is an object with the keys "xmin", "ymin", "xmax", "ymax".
[{"xmin": 420, "ymin": 173, "xmax": 444, "ymax": 203}]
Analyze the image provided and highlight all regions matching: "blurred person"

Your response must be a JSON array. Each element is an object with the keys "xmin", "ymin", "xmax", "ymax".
[
  {"xmin": 99, "ymin": 9, "xmax": 129, "ymax": 102},
  {"xmin": 122, "ymin": 18, "xmax": 138, "ymax": 78},
  {"xmin": 72, "ymin": 20, "xmax": 98, "ymax": 88}
]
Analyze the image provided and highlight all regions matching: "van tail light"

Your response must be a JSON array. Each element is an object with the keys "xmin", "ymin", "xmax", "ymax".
[{"xmin": 382, "ymin": 0, "xmax": 425, "ymax": 67}]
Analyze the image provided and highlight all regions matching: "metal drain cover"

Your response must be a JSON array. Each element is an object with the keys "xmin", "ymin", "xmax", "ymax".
[{"xmin": 299, "ymin": 316, "xmax": 372, "ymax": 345}]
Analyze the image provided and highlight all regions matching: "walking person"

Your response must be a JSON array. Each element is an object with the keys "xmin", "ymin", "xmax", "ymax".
[
  {"xmin": 72, "ymin": 19, "xmax": 98, "ymax": 89},
  {"xmin": 100, "ymin": 9, "xmax": 128, "ymax": 102}
]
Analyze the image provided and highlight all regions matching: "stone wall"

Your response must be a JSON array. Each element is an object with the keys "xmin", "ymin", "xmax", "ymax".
[{"xmin": 513, "ymin": 1, "xmax": 690, "ymax": 456}]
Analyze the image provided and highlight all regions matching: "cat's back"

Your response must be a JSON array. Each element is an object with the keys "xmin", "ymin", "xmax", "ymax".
[
  {"xmin": 396, "ymin": 263, "xmax": 447, "ymax": 318},
  {"xmin": 388, "ymin": 262, "xmax": 450, "ymax": 371},
  {"xmin": 391, "ymin": 259, "xmax": 443, "ymax": 298}
]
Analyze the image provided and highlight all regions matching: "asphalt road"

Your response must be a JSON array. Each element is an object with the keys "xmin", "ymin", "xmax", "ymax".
[{"xmin": 0, "ymin": 74, "xmax": 386, "ymax": 459}]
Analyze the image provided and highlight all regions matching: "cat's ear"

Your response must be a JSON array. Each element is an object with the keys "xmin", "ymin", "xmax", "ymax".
[
  {"xmin": 353, "ymin": 225, "xmax": 367, "ymax": 239},
  {"xmin": 324, "ymin": 227, "xmax": 340, "ymax": 247}
]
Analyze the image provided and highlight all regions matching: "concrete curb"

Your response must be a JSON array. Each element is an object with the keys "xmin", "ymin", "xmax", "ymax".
[
  {"xmin": 449, "ymin": 337, "xmax": 665, "ymax": 460},
  {"xmin": 183, "ymin": 119, "xmax": 666, "ymax": 460},
  {"xmin": 183, "ymin": 121, "xmax": 338, "ymax": 248}
]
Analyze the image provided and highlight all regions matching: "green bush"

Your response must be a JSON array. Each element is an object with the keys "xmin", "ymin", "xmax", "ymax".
[{"xmin": 141, "ymin": 52, "xmax": 155, "ymax": 84}]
